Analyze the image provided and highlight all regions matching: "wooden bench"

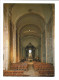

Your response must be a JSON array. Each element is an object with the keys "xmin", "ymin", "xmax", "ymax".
[
  {"xmin": 10, "ymin": 62, "xmax": 28, "ymax": 70},
  {"xmin": 39, "ymin": 70, "xmax": 54, "ymax": 76},
  {"xmin": 33, "ymin": 62, "xmax": 54, "ymax": 70},
  {"xmin": 3, "ymin": 70, "xmax": 24, "ymax": 76},
  {"xmin": 33, "ymin": 62, "xmax": 54, "ymax": 76}
]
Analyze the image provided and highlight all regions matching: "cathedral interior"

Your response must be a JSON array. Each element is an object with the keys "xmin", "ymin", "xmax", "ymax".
[{"xmin": 3, "ymin": 4, "xmax": 55, "ymax": 77}]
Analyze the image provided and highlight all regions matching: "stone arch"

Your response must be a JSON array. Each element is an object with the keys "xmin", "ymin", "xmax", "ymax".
[{"xmin": 16, "ymin": 13, "xmax": 45, "ymax": 32}]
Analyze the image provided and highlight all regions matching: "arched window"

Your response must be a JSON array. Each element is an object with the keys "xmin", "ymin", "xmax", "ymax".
[{"xmin": 29, "ymin": 49, "xmax": 32, "ymax": 53}]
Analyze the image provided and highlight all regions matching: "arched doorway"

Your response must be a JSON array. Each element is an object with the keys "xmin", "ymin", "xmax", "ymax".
[{"xmin": 25, "ymin": 43, "xmax": 36, "ymax": 61}]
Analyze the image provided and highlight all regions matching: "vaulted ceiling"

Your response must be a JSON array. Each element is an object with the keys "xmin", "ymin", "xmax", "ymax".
[
  {"xmin": 11, "ymin": 4, "xmax": 53, "ymax": 24},
  {"xmin": 4, "ymin": 4, "xmax": 54, "ymax": 47}
]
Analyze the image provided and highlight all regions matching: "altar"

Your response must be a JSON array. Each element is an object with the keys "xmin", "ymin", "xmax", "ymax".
[{"xmin": 28, "ymin": 57, "xmax": 33, "ymax": 62}]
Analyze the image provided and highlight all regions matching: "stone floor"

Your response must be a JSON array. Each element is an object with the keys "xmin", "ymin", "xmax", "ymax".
[{"xmin": 23, "ymin": 64, "xmax": 39, "ymax": 77}]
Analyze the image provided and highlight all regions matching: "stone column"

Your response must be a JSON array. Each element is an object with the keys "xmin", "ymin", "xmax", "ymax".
[
  {"xmin": 20, "ymin": 41, "xmax": 23, "ymax": 60},
  {"xmin": 52, "ymin": 5, "xmax": 55, "ymax": 66},
  {"xmin": 42, "ymin": 31, "xmax": 46, "ymax": 63},
  {"xmin": 19, "ymin": 37, "xmax": 21, "ymax": 61},
  {"xmin": 46, "ymin": 17, "xmax": 54, "ymax": 64},
  {"xmin": 17, "ymin": 32, "xmax": 20, "ymax": 62},
  {"xmin": 13, "ymin": 25, "xmax": 16, "ymax": 63},
  {"xmin": 34, "ymin": 49, "xmax": 36, "ymax": 58},
  {"xmin": 41, "ymin": 33, "xmax": 43, "ymax": 62},
  {"xmin": 35, "ymin": 48, "xmax": 38, "ymax": 58},
  {"xmin": 23, "ymin": 47, "xmax": 26, "ymax": 58},
  {"xmin": 45, "ymin": 25, "xmax": 47, "ymax": 63},
  {"xmin": 22, "ymin": 47, "xmax": 26, "ymax": 58},
  {"xmin": 17, "ymin": 33, "xmax": 21, "ymax": 62},
  {"xmin": 22, "ymin": 47, "xmax": 24, "ymax": 58},
  {"xmin": 3, "ymin": 6, "xmax": 10, "ymax": 70},
  {"xmin": 21, "ymin": 46, "xmax": 23, "ymax": 59}
]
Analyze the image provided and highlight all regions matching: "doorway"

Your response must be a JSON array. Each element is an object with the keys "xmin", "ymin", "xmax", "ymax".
[{"xmin": 25, "ymin": 43, "xmax": 36, "ymax": 61}]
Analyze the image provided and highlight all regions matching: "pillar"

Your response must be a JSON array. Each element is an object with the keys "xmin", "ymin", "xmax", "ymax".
[
  {"xmin": 35, "ymin": 48, "xmax": 38, "ymax": 58},
  {"xmin": 52, "ymin": 4, "xmax": 55, "ymax": 66},
  {"xmin": 46, "ymin": 17, "xmax": 54, "ymax": 64},
  {"xmin": 18, "ymin": 32, "xmax": 20, "ymax": 62},
  {"xmin": 13, "ymin": 25, "xmax": 16, "ymax": 63},
  {"xmin": 42, "ymin": 31, "xmax": 46, "ymax": 63},
  {"xmin": 45, "ymin": 25, "xmax": 47, "ymax": 63},
  {"xmin": 41, "ymin": 33, "xmax": 43, "ymax": 62},
  {"xmin": 3, "ymin": 5, "xmax": 10, "ymax": 70}
]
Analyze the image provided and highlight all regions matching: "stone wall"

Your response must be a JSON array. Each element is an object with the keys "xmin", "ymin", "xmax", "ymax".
[
  {"xmin": 46, "ymin": 16, "xmax": 54, "ymax": 64},
  {"xmin": 3, "ymin": 5, "xmax": 10, "ymax": 70}
]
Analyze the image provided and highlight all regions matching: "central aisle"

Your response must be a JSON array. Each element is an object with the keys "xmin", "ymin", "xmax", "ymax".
[{"xmin": 23, "ymin": 63, "xmax": 39, "ymax": 77}]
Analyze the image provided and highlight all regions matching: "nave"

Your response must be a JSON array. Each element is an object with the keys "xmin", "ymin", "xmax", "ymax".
[{"xmin": 3, "ymin": 4, "xmax": 55, "ymax": 77}]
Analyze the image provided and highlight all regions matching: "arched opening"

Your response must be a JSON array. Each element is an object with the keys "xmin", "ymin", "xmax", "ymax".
[
  {"xmin": 25, "ymin": 43, "xmax": 36, "ymax": 61},
  {"xmin": 16, "ymin": 23, "xmax": 42, "ymax": 62}
]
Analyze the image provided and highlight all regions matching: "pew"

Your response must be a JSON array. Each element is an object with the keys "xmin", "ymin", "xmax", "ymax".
[
  {"xmin": 33, "ymin": 62, "xmax": 54, "ymax": 70},
  {"xmin": 39, "ymin": 70, "xmax": 54, "ymax": 76},
  {"xmin": 10, "ymin": 62, "xmax": 28, "ymax": 70},
  {"xmin": 3, "ymin": 70, "xmax": 24, "ymax": 76},
  {"xmin": 33, "ymin": 61, "xmax": 54, "ymax": 76}
]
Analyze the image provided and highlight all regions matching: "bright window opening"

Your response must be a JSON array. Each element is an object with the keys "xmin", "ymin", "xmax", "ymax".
[{"xmin": 29, "ymin": 50, "xmax": 32, "ymax": 53}]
